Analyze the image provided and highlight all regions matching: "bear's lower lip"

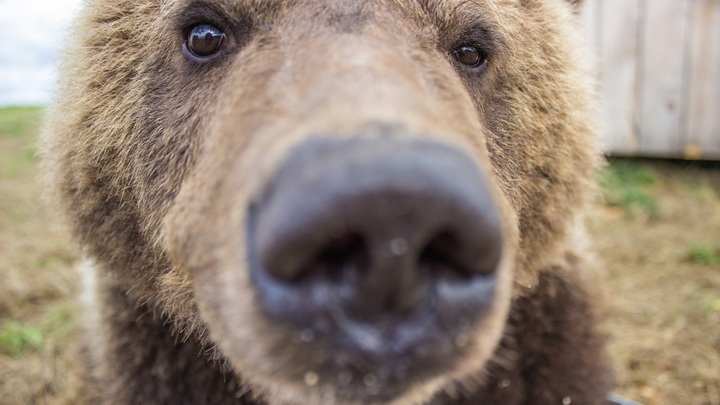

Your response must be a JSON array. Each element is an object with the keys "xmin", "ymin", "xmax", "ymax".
[
  {"xmin": 293, "ymin": 357, "xmax": 439, "ymax": 404},
  {"xmin": 250, "ymin": 299, "xmax": 467, "ymax": 402}
]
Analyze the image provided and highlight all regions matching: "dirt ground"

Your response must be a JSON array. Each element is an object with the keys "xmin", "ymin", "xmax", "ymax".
[{"xmin": 1, "ymin": 106, "xmax": 719, "ymax": 405}]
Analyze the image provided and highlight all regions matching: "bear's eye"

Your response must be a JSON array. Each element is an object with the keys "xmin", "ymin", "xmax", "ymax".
[
  {"xmin": 452, "ymin": 46, "xmax": 488, "ymax": 70},
  {"xmin": 186, "ymin": 24, "xmax": 227, "ymax": 58}
]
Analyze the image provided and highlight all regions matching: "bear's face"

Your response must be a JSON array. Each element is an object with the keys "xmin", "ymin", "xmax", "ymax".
[{"xmin": 45, "ymin": 0, "xmax": 595, "ymax": 403}]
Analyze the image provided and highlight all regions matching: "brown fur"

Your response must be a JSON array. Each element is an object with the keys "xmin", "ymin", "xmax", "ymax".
[{"xmin": 41, "ymin": 0, "xmax": 611, "ymax": 404}]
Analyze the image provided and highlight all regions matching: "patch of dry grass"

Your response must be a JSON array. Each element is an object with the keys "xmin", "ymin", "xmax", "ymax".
[
  {"xmin": 0, "ymin": 107, "xmax": 718, "ymax": 404},
  {"xmin": 592, "ymin": 160, "xmax": 720, "ymax": 405},
  {"xmin": 0, "ymin": 106, "xmax": 81, "ymax": 405}
]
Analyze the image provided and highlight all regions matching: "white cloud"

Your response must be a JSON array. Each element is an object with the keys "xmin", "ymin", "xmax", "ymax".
[{"xmin": 0, "ymin": 0, "xmax": 82, "ymax": 105}]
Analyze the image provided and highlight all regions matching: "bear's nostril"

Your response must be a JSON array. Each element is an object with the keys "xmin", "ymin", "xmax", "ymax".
[
  {"xmin": 310, "ymin": 233, "xmax": 369, "ymax": 283},
  {"xmin": 420, "ymin": 231, "xmax": 471, "ymax": 280},
  {"xmin": 420, "ymin": 229, "xmax": 502, "ymax": 280}
]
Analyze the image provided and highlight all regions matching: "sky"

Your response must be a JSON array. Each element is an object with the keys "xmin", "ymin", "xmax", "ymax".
[{"xmin": 0, "ymin": 0, "xmax": 83, "ymax": 106}]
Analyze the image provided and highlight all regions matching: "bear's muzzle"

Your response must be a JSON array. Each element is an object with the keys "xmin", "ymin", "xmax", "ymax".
[{"xmin": 246, "ymin": 135, "xmax": 504, "ymax": 398}]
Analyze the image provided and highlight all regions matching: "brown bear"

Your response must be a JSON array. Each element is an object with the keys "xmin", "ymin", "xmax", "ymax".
[{"xmin": 41, "ymin": 0, "xmax": 612, "ymax": 404}]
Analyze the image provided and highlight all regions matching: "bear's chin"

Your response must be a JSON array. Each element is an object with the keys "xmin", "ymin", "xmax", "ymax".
[{"xmin": 244, "ymin": 370, "xmax": 452, "ymax": 405}]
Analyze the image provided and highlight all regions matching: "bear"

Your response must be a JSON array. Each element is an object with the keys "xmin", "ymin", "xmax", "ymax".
[{"xmin": 41, "ymin": 0, "xmax": 612, "ymax": 404}]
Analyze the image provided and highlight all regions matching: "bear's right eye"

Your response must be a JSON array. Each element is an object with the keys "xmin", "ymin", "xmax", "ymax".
[
  {"xmin": 185, "ymin": 24, "xmax": 227, "ymax": 59},
  {"xmin": 452, "ymin": 45, "xmax": 488, "ymax": 71}
]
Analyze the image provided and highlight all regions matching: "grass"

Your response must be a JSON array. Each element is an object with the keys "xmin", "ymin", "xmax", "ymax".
[
  {"xmin": 2, "ymin": 147, "xmax": 38, "ymax": 178},
  {"xmin": 0, "ymin": 105, "xmax": 81, "ymax": 404},
  {"xmin": 0, "ymin": 320, "xmax": 44, "ymax": 358},
  {"xmin": 600, "ymin": 160, "xmax": 659, "ymax": 217},
  {"xmin": 590, "ymin": 159, "xmax": 720, "ymax": 405},
  {"xmin": 0, "ymin": 106, "xmax": 45, "ymax": 140},
  {"xmin": 687, "ymin": 245, "xmax": 720, "ymax": 267},
  {"xmin": 0, "ymin": 106, "xmax": 44, "ymax": 178},
  {"xmin": 1, "ymin": 304, "xmax": 78, "ymax": 357}
]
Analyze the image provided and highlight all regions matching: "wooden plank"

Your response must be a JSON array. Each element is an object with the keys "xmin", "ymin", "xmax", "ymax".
[
  {"xmin": 597, "ymin": 0, "xmax": 641, "ymax": 155},
  {"xmin": 580, "ymin": 0, "xmax": 601, "ymax": 56},
  {"xmin": 578, "ymin": 0, "xmax": 604, "ymax": 152},
  {"xmin": 637, "ymin": 0, "xmax": 692, "ymax": 157},
  {"xmin": 684, "ymin": 0, "xmax": 720, "ymax": 159}
]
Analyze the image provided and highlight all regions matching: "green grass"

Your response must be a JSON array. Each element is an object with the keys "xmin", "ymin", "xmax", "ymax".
[
  {"xmin": 0, "ymin": 307, "xmax": 75, "ymax": 358},
  {"xmin": 1, "ymin": 146, "xmax": 38, "ymax": 178},
  {"xmin": 706, "ymin": 297, "xmax": 720, "ymax": 313},
  {"xmin": 0, "ymin": 106, "xmax": 44, "ymax": 178},
  {"xmin": 0, "ymin": 321, "xmax": 44, "ymax": 358},
  {"xmin": 30, "ymin": 254, "xmax": 67, "ymax": 270},
  {"xmin": 599, "ymin": 160, "xmax": 659, "ymax": 216},
  {"xmin": 0, "ymin": 106, "xmax": 45, "ymax": 139},
  {"xmin": 687, "ymin": 244, "xmax": 720, "ymax": 267},
  {"xmin": 8, "ymin": 211, "xmax": 31, "ymax": 224}
]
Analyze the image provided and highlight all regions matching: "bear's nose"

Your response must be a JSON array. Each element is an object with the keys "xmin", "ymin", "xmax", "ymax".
[{"xmin": 249, "ymin": 136, "xmax": 503, "ymax": 328}]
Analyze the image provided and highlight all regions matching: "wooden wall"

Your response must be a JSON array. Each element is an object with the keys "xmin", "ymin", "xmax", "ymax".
[{"xmin": 581, "ymin": 0, "xmax": 720, "ymax": 159}]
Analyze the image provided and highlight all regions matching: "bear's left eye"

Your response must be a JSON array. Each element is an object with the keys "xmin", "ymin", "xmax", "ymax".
[
  {"xmin": 185, "ymin": 24, "xmax": 227, "ymax": 58},
  {"xmin": 452, "ymin": 45, "xmax": 488, "ymax": 70}
]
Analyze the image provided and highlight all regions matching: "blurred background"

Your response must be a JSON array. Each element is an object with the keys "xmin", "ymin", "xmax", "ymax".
[
  {"xmin": 581, "ymin": 0, "xmax": 720, "ymax": 160},
  {"xmin": 0, "ymin": 0, "xmax": 81, "ymax": 105},
  {"xmin": 0, "ymin": 0, "xmax": 718, "ymax": 404}
]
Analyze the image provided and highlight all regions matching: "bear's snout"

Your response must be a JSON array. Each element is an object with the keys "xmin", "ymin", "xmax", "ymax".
[{"xmin": 248, "ymin": 136, "xmax": 503, "ymax": 368}]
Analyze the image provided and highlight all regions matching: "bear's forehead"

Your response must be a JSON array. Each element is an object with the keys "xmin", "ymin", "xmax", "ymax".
[
  {"xmin": 160, "ymin": 0, "xmax": 512, "ymax": 49},
  {"xmin": 161, "ymin": 0, "xmax": 505, "ymax": 24}
]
